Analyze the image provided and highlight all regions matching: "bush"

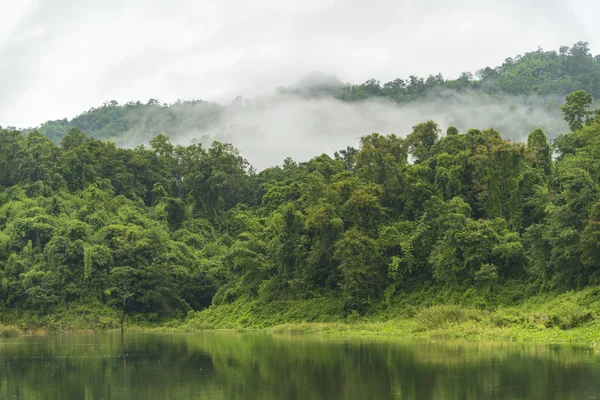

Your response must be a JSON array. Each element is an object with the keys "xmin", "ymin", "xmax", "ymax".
[
  {"xmin": 545, "ymin": 308, "xmax": 593, "ymax": 330},
  {"xmin": 0, "ymin": 324, "xmax": 23, "ymax": 338},
  {"xmin": 537, "ymin": 299, "xmax": 595, "ymax": 330},
  {"xmin": 415, "ymin": 305, "xmax": 482, "ymax": 330},
  {"xmin": 489, "ymin": 311, "xmax": 526, "ymax": 328}
]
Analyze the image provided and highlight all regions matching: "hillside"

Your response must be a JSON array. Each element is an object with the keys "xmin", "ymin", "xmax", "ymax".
[
  {"xmin": 2, "ymin": 42, "xmax": 600, "ymax": 334},
  {"xmin": 1, "ymin": 88, "xmax": 600, "ymax": 334},
  {"xmin": 12, "ymin": 41, "xmax": 598, "ymax": 156}
]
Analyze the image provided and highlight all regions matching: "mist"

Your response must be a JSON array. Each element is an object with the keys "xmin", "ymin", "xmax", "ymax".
[{"xmin": 116, "ymin": 90, "xmax": 568, "ymax": 170}]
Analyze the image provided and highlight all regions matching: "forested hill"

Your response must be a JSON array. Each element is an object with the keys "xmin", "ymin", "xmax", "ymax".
[
  {"xmin": 11, "ymin": 41, "xmax": 600, "ymax": 152},
  {"xmin": 284, "ymin": 41, "xmax": 600, "ymax": 101},
  {"xmin": 0, "ymin": 89, "xmax": 599, "ymax": 326}
]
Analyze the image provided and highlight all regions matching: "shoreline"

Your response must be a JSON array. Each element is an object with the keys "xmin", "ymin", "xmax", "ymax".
[
  {"xmin": 4, "ymin": 318, "xmax": 599, "ymax": 352},
  {"xmin": 3, "ymin": 287, "xmax": 600, "ymax": 350}
]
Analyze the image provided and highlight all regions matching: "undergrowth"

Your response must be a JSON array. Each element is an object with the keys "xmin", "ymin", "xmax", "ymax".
[
  {"xmin": 3, "ymin": 286, "xmax": 600, "ymax": 347},
  {"xmin": 0, "ymin": 324, "xmax": 23, "ymax": 338},
  {"xmin": 182, "ymin": 285, "xmax": 600, "ymax": 345}
]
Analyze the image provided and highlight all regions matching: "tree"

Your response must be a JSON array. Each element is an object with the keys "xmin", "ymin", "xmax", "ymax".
[
  {"xmin": 561, "ymin": 90, "xmax": 594, "ymax": 131},
  {"xmin": 60, "ymin": 127, "xmax": 89, "ymax": 150},
  {"xmin": 580, "ymin": 201, "xmax": 600, "ymax": 283},
  {"xmin": 405, "ymin": 121, "xmax": 440, "ymax": 163},
  {"xmin": 446, "ymin": 126, "xmax": 459, "ymax": 136},
  {"xmin": 526, "ymin": 129, "xmax": 552, "ymax": 175},
  {"xmin": 334, "ymin": 227, "xmax": 383, "ymax": 312}
]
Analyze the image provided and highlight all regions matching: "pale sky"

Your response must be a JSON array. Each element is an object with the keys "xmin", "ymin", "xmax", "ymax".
[{"xmin": 0, "ymin": 0, "xmax": 598, "ymax": 128}]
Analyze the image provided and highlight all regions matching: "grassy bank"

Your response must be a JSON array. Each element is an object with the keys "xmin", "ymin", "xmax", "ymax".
[
  {"xmin": 0, "ymin": 302, "xmax": 122, "ymax": 335},
  {"xmin": 183, "ymin": 286, "xmax": 600, "ymax": 348},
  {"xmin": 2, "ymin": 286, "xmax": 600, "ymax": 349},
  {"xmin": 0, "ymin": 324, "xmax": 23, "ymax": 338}
]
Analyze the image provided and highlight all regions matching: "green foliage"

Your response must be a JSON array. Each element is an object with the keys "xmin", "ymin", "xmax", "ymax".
[
  {"xmin": 415, "ymin": 305, "xmax": 483, "ymax": 330},
  {"xmin": 544, "ymin": 301, "xmax": 593, "ymax": 330},
  {"xmin": 4, "ymin": 83, "xmax": 600, "ymax": 331},
  {"xmin": 561, "ymin": 90, "xmax": 596, "ymax": 131},
  {"xmin": 0, "ymin": 324, "xmax": 23, "ymax": 338},
  {"xmin": 335, "ymin": 42, "xmax": 600, "ymax": 104}
]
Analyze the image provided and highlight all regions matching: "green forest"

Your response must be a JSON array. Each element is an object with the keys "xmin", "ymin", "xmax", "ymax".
[{"xmin": 2, "ymin": 42, "xmax": 600, "ymax": 334}]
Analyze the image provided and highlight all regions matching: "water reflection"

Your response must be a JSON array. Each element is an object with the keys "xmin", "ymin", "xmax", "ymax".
[{"xmin": 0, "ymin": 332, "xmax": 599, "ymax": 399}]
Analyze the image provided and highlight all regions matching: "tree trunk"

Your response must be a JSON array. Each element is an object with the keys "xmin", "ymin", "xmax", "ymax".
[{"xmin": 120, "ymin": 298, "xmax": 126, "ymax": 338}]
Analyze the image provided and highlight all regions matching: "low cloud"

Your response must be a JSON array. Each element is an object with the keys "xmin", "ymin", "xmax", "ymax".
[{"xmin": 116, "ymin": 90, "xmax": 568, "ymax": 170}]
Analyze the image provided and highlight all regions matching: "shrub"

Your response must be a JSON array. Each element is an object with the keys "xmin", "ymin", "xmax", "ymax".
[
  {"xmin": 489, "ymin": 311, "xmax": 526, "ymax": 328},
  {"xmin": 415, "ymin": 305, "xmax": 482, "ymax": 330},
  {"xmin": 544, "ymin": 309, "xmax": 593, "ymax": 330},
  {"xmin": 0, "ymin": 324, "xmax": 23, "ymax": 338}
]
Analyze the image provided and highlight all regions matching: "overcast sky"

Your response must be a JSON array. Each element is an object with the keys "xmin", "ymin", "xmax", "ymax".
[{"xmin": 0, "ymin": 0, "xmax": 598, "ymax": 128}]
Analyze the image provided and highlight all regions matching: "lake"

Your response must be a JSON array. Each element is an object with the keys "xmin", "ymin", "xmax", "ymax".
[{"xmin": 0, "ymin": 332, "xmax": 599, "ymax": 399}]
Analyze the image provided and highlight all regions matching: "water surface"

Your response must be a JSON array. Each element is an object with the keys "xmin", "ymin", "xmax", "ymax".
[{"xmin": 1, "ymin": 332, "xmax": 599, "ymax": 399}]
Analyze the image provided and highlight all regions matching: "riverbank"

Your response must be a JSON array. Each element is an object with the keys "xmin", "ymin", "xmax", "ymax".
[
  {"xmin": 182, "ymin": 286, "xmax": 600, "ymax": 348},
  {"xmin": 0, "ymin": 324, "xmax": 24, "ymax": 338},
  {"xmin": 2, "ymin": 286, "xmax": 600, "ymax": 349},
  {"xmin": 264, "ymin": 317, "xmax": 600, "ymax": 346}
]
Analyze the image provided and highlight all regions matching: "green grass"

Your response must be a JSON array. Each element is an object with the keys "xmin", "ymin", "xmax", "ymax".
[
  {"xmin": 0, "ymin": 302, "xmax": 123, "ymax": 334},
  {"xmin": 183, "ymin": 296, "xmax": 346, "ymax": 331},
  {"xmin": 3, "ymin": 286, "xmax": 600, "ymax": 347},
  {"xmin": 182, "ymin": 286, "xmax": 600, "ymax": 346},
  {"xmin": 0, "ymin": 324, "xmax": 24, "ymax": 338}
]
